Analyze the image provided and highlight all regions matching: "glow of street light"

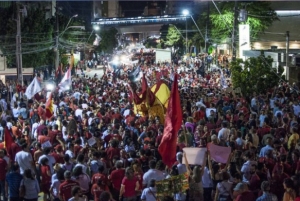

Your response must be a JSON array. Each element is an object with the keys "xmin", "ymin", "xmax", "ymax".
[
  {"xmin": 182, "ymin": 9, "xmax": 189, "ymax": 16},
  {"xmin": 93, "ymin": 25, "xmax": 100, "ymax": 31},
  {"xmin": 73, "ymin": 14, "xmax": 78, "ymax": 18}
]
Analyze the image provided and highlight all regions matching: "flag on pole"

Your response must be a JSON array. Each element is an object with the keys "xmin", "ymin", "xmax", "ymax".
[
  {"xmin": 158, "ymin": 73, "xmax": 182, "ymax": 167},
  {"xmin": 128, "ymin": 66, "xmax": 141, "ymax": 82},
  {"xmin": 25, "ymin": 77, "xmax": 42, "ymax": 99},
  {"xmin": 59, "ymin": 68, "xmax": 71, "ymax": 91},
  {"xmin": 45, "ymin": 92, "xmax": 54, "ymax": 119},
  {"xmin": 4, "ymin": 128, "xmax": 13, "ymax": 152},
  {"xmin": 220, "ymin": 70, "xmax": 228, "ymax": 89}
]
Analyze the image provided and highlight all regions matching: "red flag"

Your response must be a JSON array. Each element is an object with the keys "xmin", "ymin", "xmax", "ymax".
[
  {"xmin": 45, "ymin": 92, "xmax": 54, "ymax": 119},
  {"xmin": 158, "ymin": 74, "xmax": 182, "ymax": 167},
  {"xmin": 4, "ymin": 128, "xmax": 13, "ymax": 151}
]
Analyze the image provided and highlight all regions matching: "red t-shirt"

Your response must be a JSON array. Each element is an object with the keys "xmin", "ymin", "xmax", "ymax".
[
  {"xmin": 106, "ymin": 147, "xmax": 120, "ymax": 160},
  {"xmin": 0, "ymin": 158, "xmax": 7, "ymax": 181},
  {"xmin": 59, "ymin": 180, "xmax": 79, "ymax": 201},
  {"xmin": 91, "ymin": 173, "xmax": 107, "ymax": 185},
  {"xmin": 122, "ymin": 176, "xmax": 138, "ymax": 197},
  {"xmin": 8, "ymin": 142, "xmax": 21, "ymax": 162},
  {"xmin": 91, "ymin": 184, "xmax": 109, "ymax": 201},
  {"xmin": 50, "ymin": 152, "xmax": 64, "ymax": 164},
  {"xmin": 236, "ymin": 191, "xmax": 256, "ymax": 201},
  {"xmin": 110, "ymin": 169, "xmax": 125, "ymax": 191},
  {"xmin": 41, "ymin": 165, "xmax": 51, "ymax": 184}
]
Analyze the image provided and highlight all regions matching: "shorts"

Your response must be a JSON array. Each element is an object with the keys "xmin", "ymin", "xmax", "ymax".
[{"xmin": 41, "ymin": 182, "xmax": 51, "ymax": 194}]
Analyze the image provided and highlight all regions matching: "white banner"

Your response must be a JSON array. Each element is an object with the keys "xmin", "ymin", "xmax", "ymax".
[
  {"xmin": 183, "ymin": 147, "xmax": 207, "ymax": 165},
  {"xmin": 239, "ymin": 24, "xmax": 250, "ymax": 60}
]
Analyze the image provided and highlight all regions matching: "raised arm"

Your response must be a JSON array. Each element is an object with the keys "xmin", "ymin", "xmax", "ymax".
[{"xmin": 183, "ymin": 151, "xmax": 192, "ymax": 176}]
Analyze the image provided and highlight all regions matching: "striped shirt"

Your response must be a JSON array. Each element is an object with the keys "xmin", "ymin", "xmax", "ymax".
[{"xmin": 5, "ymin": 172, "xmax": 23, "ymax": 198}]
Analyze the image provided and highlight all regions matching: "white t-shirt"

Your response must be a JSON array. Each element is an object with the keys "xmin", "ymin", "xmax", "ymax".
[
  {"xmin": 65, "ymin": 150, "xmax": 75, "ymax": 159},
  {"xmin": 62, "ymin": 126, "xmax": 68, "ymax": 141},
  {"xmin": 82, "ymin": 103, "xmax": 88, "ymax": 109},
  {"xmin": 75, "ymin": 109, "xmax": 83, "ymax": 119},
  {"xmin": 15, "ymin": 150, "xmax": 34, "ymax": 174}
]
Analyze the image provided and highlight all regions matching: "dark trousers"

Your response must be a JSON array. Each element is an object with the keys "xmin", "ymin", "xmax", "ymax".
[
  {"xmin": 10, "ymin": 198, "xmax": 20, "ymax": 201},
  {"xmin": 203, "ymin": 187, "xmax": 213, "ymax": 201},
  {"xmin": 112, "ymin": 188, "xmax": 120, "ymax": 201}
]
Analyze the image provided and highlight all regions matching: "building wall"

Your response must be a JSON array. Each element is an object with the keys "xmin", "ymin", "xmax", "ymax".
[{"xmin": 93, "ymin": 0, "xmax": 121, "ymax": 19}]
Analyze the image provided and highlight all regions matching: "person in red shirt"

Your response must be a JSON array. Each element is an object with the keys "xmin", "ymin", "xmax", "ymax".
[
  {"xmin": 91, "ymin": 165, "xmax": 108, "ymax": 185},
  {"xmin": 51, "ymin": 145, "xmax": 65, "ymax": 164},
  {"xmin": 40, "ymin": 157, "xmax": 51, "ymax": 201},
  {"xmin": 59, "ymin": 171, "xmax": 79, "ymax": 201},
  {"xmin": 91, "ymin": 179, "xmax": 111, "ymax": 201},
  {"xmin": 248, "ymin": 164, "xmax": 261, "ymax": 192},
  {"xmin": 106, "ymin": 140, "xmax": 120, "ymax": 167},
  {"xmin": 7, "ymin": 135, "xmax": 21, "ymax": 162},
  {"xmin": 234, "ymin": 182, "xmax": 256, "ymax": 201},
  {"xmin": 109, "ymin": 161, "xmax": 125, "ymax": 201},
  {"xmin": 0, "ymin": 149, "xmax": 7, "ymax": 182},
  {"xmin": 120, "ymin": 167, "xmax": 139, "ymax": 201}
]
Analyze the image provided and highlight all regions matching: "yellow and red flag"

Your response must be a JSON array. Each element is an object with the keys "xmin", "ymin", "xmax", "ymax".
[{"xmin": 45, "ymin": 92, "xmax": 54, "ymax": 119}]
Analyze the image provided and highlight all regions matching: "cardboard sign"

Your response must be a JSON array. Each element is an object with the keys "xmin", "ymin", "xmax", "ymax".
[
  {"xmin": 88, "ymin": 137, "xmax": 96, "ymax": 147},
  {"xmin": 206, "ymin": 108, "xmax": 216, "ymax": 118},
  {"xmin": 225, "ymin": 87, "xmax": 233, "ymax": 93},
  {"xmin": 208, "ymin": 143, "xmax": 231, "ymax": 164},
  {"xmin": 41, "ymin": 141, "xmax": 52, "ymax": 149},
  {"xmin": 234, "ymin": 87, "xmax": 242, "ymax": 94},
  {"xmin": 182, "ymin": 147, "xmax": 207, "ymax": 165}
]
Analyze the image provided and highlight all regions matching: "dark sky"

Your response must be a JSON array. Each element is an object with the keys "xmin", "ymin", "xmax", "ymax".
[{"xmin": 119, "ymin": 1, "xmax": 166, "ymax": 17}]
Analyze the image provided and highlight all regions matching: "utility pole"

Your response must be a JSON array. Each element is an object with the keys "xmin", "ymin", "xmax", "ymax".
[
  {"xmin": 16, "ymin": 3, "xmax": 23, "ymax": 84},
  {"xmin": 286, "ymin": 31, "xmax": 290, "ymax": 81},
  {"xmin": 205, "ymin": 1, "xmax": 210, "ymax": 53},
  {"xmin": 232, "ymin": 0, "xmax": 238, "ymax": 61},
  {"xmin": 55, "ymin": 9, "xmax": 59, "ymax": 72}
]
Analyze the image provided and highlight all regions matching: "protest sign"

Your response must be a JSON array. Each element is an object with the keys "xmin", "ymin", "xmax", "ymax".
[
  {"xmin": 88, "ymin": 137, "xmax": 96, "ymax": 147},
  {"xmin": 41, "ymin": 141, "xmax": 52, "ymax": 149},
  {"xmin": 183, "ymin": 147, "xmax": 207, "ymax": 165},
  {"xmin": 234, "ymin": 87, "xmax": 242, "ymax": 94},
  {"xmin": 207, "ymin": 143, "xmax": 231, "ymax": 164},
  {"xmin": 225, "ymin": 87, "xmax": 233, "ymax": 93},
  {"xmin": 206, "ymin": 108, "xmax": 216, "ymax": 118}
]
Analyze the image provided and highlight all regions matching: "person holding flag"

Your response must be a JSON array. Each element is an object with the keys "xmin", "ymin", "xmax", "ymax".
[
  {"xmin": 45, "ymin": 92, "xmax": 54, "ymax": 120},
  {"xmin": 24, "ymin": 77, "xmax": 42, "ymax": 100}
]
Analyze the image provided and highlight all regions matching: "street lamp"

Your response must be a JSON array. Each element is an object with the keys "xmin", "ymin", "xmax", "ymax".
[{"xmin": 182, "ymin": 9, "xmax": 189, "ymax": 54}]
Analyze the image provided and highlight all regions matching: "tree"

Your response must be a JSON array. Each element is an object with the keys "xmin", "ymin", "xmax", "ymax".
[
  {"xmin": 209, "ymin": 2, "xmax": 278, "ymax": 42},
  {"xmin": 230, "ymin": 54, "xmax": 284, "ymax": 95},
  {"xmin": 165, "ymin": 25, "xmax": 182, "ymax": 48},
  {"xmin": 0, "ymin": 3, "xmax": 88, "ymax": 69},
  {"xmin": 0, "ymin": 3, "xmax": 55, "ymax": 68},
  {"xmin": 94, "ymin": 27, "xmax": 118, "ymax": 54}
]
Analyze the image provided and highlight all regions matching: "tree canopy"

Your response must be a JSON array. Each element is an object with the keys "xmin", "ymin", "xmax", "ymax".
[
  {"xmin": 94, "ymin": 27, "xmax": 118, "ymax": 54},
  {"xmin": 0, "ymin": 3, "xmax": 88, "ymax": 68},
  {"xmin": 209, "ymin": 2, "xmax": 278, "ymax": 43},
  {"xmin": 230, "ymin": 54, "xmax": 284, "ymax": 95}
]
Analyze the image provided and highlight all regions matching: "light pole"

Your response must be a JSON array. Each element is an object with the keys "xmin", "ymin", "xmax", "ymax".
[
  {"xmin": 182, "ymin": 9, "xmax": 189, "ymax": 55},
  {"xmin": 55, "ymin": 14, "xmax": 78, "ymax": 72}
]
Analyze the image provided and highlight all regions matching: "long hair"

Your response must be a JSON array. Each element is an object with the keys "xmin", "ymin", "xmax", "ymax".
[
  {"xmin": 24, "ymin": 169, "xmax": 34, "ymax": 180},
  {"xmin": 192, "ymin": 165, "xmax": 202, "ymax": 183},
  {"xmin": 125, "ymin": 167, "xmax": 134, "ymax": 180}
]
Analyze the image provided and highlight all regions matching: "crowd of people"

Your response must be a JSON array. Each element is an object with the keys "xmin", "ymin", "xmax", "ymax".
[{"xmin": 0, "ymin": 54, "xmax": 299, "ymax": 201}]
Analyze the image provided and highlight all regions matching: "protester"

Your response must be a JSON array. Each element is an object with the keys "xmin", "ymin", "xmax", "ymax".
[{"xmin": 1, "ymin": 50, "xmax": 300, "ymax": 201}]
